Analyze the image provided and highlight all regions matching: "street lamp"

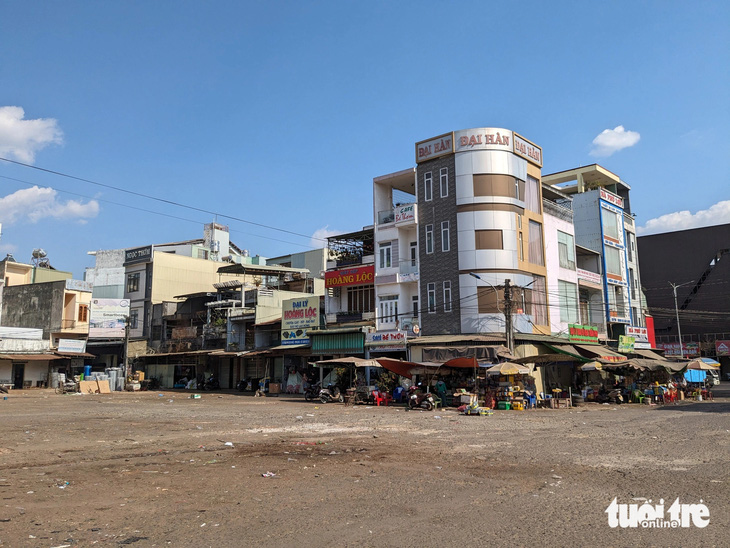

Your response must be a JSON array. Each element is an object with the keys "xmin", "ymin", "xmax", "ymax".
[
  {"xmin": 669, "ymin": 280, "xmax": 694, "ymax": 359},
  {"xmin": 469, "ymin": 273, "xmax": 513, "ymax": 353}
]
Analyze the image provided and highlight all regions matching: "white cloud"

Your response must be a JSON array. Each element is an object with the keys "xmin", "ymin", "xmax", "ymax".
[
  {"xmin": 0, "ymin": 106, "xmax": 63, "ymax": 163},
  {"xmin": 637, "ymin": 200, "xmax": 730, "ymax": 235},
  {"xmin": 590, "ymin": 125, "xmax": 640, "ymax": 157},
  {"xmin": 310, "ymin": 225, "xmax": 341, "ymax": 248},
  {"xmin": 0, "ymin": 186, "xmax": 99, "ymax": 225}
]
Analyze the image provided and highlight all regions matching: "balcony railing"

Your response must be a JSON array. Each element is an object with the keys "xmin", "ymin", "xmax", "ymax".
[
  {"xmin": 378, "ymin": 209, "xmax": 395, "ymax": 224},
  {"xmin": 61, "ymin": 319, "xmax": 76, "ymax": 329},
  {"xmin": 399, "ymin": 260, "xmax": 418, "ymax": 275}
]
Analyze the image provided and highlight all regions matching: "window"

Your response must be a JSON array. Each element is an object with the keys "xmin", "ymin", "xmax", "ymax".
[
  {"xmin": 427, "ymin": 283, "xmax": 436, "ymax": 313},
  {"xmin": 126, "ymin": 272, "xmax": 140, "ymax": 293},
  {"xmin": 347, "ymin": 285, "xmax": 374, "ymax": 313},
  {"xmin": 197, "ymin": 249, "xmax": 209, "ymax": 260},
  {"xmin": 379, "ymin": 242, "xmax": 392, "ymax": 269},
  {"xmin": 412, "ymin": 295, "xmax": 419, "ymax": 317},
  {"xmin": 441, "ymin": 221, "xmax": 450, "ymax": 252},
  {"xmin": 78, "ymin": 304, "xmax": 89, "ymax": 323},
  {"xmin": 518, "ymin": 232, "xmax": 524, "ymax": 261},
  {"xmin": 443, "ymin": 281, "xmax": 452, "ymax": 312},
  {"xmin": 627, "ymin": 233, "xmax": 635, "ymax": 262},
  {"xmin": 528, "ymin": 221, "xmax": 544, "ymax": 266},
  {"xmin": 605, "ymin": 246, "xmax": 622, "ymax": 277},
  {"xmin": 558, "ymin": 280, "xmax": 579, "ymax": 323},
  {"xmin": 476, "ymin": 230, "xmax": 503, "ymax": 250},
  {"xmin": 439, "ymin": 167, "xmax": 448, "ymax": 198},
  {"xmin": 526, "ymin": 276, "xmax": 548, "ymax": 325},
  {"xmin": 424, "ymin": 172, "xmax": 432, "ymax": 201},
  {"xmin": 477, "ymin": 285, "xmax": 501, "ymax": 314},
  {"xmin": 632, "ymin": 307, "xmax": 638, "ymax": 324},
  {"xmin": 629, "ymin": 268, "xmax": 636, "ymax": 299},
  {"xmin": 603, "ymin": 208, "xmax": 620, "ymax": 240},
  {"xmin": 557, "ymin": 231, "xmax": 576, "ymax": 270},
  {"xmin": 129, "ymin": 309, "xmax": 139, "ymax": 329},
  {"xmin": 525, "ymin": 176, "xmax": 540, "ymax": 213},
  {"xmin": 409, "ymin": 242, "xmax": 418, "ymax": 267},
  {"xmin": 379, "ymin": 295, "xmax": 398, "ymax": 324},
  {"xmin": 425, "ymin": 225, "xmax": 434, "ymax": 254}
]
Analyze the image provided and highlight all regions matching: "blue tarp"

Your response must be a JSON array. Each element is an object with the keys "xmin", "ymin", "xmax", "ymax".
[{"xmin": 684, "ymin": 370, "xmax": 706, "ymax": 383}]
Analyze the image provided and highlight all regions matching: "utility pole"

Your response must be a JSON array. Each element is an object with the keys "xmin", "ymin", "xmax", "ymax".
[
  {"xmin": 504, "ymin": 279, "xmax": 514, "ymax": 355},
  {"xmin": 670, "ymin": 280, "xmax": 694, "ymax": 359},
  {"xmin": 123, "ymin": 315, "xmax": 130, "ymax": 383}
]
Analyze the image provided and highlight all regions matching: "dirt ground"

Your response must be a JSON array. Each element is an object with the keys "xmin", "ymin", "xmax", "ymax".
[{"xmin": 0, "ymin": 389, "xmax": 729, "ymax": 547}]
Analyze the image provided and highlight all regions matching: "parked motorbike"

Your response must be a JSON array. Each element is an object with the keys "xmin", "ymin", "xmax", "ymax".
[
  {"xmin": 304, "ymin": 382, "xmax": 321, "ymax": 401},
  {"xmin": 319, "ymin": 383, "xmax": 344, "ymax": 404},
  {"xmin": 237, "ymin": 377, "xmax": 252, "ymax": 392},
  {"xmin": 408, "ymin": 385, "xmax": 435, "ymax": 411},
  {"xmin": 203, "ymin": 375, "xmax": 220, "ymax": 391}
]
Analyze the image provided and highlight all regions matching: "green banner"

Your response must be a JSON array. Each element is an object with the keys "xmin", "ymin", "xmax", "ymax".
[{"xmin": 618, "ymin": 335, "xmax": 635, "ymax": 353}]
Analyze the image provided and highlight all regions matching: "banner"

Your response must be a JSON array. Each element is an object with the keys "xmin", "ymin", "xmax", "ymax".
[
  {"xmin": 281, "ymin": 296, "xmax": 319, "ymax": 346},
  {"xmin": 716, "ymin": 340, "xmax": 730, "ymax": 356},
  {"xmin": 618, "ymin": 335, "xmax": 635, "ymax": 353},
  {"xmin": 325, "ymin": 265, "xmax": 374, "ymax": 288},
  {"xmin": 89, "ymin": 299, "xmax": 130, "ymax": 338},
  {"xmin": 569, "ymin": 324, "xmax": 599, "ymax": 344}
]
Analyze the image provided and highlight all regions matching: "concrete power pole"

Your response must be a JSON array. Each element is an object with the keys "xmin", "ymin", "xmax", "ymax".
[{"xmin": 504, "ymin": 279, "xmax": 514, "ymax": 355}]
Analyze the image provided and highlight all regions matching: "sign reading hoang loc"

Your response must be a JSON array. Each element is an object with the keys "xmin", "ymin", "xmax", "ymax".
[
  {"xmin": 325, "ymin": 265, "xmax": 374, "ymax": 288},
  {"xmin": 568, "ymin": 324, "xmax": 599, "ymax": 344},
  {"xmin": 281, "ymin": 296, "xmax": 319, "ymax": 346}
]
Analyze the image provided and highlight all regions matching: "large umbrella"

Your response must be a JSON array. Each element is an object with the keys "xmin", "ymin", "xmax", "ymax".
[
  {"xmin": 485, "ymin": 362, "xmax": 531, "ymax": 376},
  {"xmin": 580, "ymin": 361, "xmax": 604, "ymax": 372},
  {"xmin": 686, "ymin": 358, "xmax": 720, "ymax": 370}
]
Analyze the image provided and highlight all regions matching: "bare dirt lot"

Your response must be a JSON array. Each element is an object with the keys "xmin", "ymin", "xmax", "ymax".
[{"xmin": 1, "ymin": 390, "xmax": 729, "ymax": 547}]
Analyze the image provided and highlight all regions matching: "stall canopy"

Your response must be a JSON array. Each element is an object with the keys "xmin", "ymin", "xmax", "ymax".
[
  {"xmin": 580, "ymin": 361, "xmax": 604, "ymax": 372},
  {"xmin": 485, "ymin": 362, "xmax": 532, "ymax": 376},
  {"xmin": 420, "ymin": 345, "xmax": 511, "ymax": 363},
  {"xmin": 603, "ymin": 358, "xmax": 686, "ymax": 373},
  {"xmin": 314, "ymin": 357, "xmax": 381, "ymax": 368},
  {"xmin": 686, "ymin": 357, "xmax": 720, "ymax": 370},
  {"xmin": 572, "ymin": 344, "xmax": 627, "ymax": 362}
]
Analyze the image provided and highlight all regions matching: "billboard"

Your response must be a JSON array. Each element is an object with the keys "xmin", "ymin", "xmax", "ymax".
[
  {"xmin": 325, "ymin": 265, "xmax": 374, "ymax": 288},
  {"xmin": 281, "ymin": 296, "xmax": 319, "ymax": 346},
  {"xmin": 89, "ymin": 298, "xmax": 130, "ymax": 338},
  {"xmin": 568, "ymin": 324, "xmax": 599, "ymax": 344}
]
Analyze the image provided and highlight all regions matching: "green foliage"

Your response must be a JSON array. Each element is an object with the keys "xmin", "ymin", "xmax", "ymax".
[{"xmin": 377, "ymin": 371, "xmax": 397, "ymax": 393}]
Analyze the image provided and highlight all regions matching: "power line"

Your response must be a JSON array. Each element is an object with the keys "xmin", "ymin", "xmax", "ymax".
[{"xmin": 0, "ymin": 156, "xmax": 330, "ymax": 244}]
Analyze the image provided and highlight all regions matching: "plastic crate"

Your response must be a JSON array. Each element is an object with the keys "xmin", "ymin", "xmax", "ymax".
[{"xmin": 497, "ymin": 401, "xmax": 511, "ymax": 410}]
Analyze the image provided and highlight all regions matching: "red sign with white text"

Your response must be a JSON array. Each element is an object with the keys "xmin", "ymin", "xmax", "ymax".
[{"xmin": 325, "ymin": 265, "xmax": 375, "ymax": 288}]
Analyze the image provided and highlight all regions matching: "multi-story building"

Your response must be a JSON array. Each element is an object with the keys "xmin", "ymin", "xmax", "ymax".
[
  {"xmin": 543, "ymin": 164, "xmax": 646, "ymax": 341},
  {"xmin": 638, "ymin": 223, "xmax": 730, "ymax": 368}
]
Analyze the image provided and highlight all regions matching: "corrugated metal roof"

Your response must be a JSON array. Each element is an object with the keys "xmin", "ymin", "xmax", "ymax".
[
  {"xmin": 0, "ymin": 353, "xmax": 61, "ymax": 361},
  {"xmin": 407, "ymin": 334, "xmax": 503, "ymax": 346}
]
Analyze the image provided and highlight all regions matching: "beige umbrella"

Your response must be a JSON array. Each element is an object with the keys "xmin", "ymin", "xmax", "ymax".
[
  {"xmin": 580, "ymin": 361, "xmax": 603, "ymax": 372},
  {"xmin": 485, "ymin": 362, "xmax": 531, "ymax": 376},
  {"xmin": 686, "ymin": 358, "xmax": 720, "ymax": 370}
]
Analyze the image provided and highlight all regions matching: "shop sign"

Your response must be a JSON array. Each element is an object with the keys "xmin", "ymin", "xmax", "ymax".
[
  {"xmin": 89, "ymin": 298, "xmax": 130, "ymax": 338},
  {"xmin": 618, "ymin": 335, "xmax": 635, "ymax": 353},
  {"xmin": 577, "ymin": 268, "xmax": 602, "ymax": 285},
  {"xmin": 513, "ymin": 133, "xmax": 542, "ymax": 167},
  {"xmin": 58, "ymin": 338, "xmax": 87, "ymax": 353},
  {"xmin": 65, "ymin": 279, "xmax": 93, "ymax": 292},
  {"xmin": 415, "ymin": 132, "xmax": 454, "ymax": 163},
  {"xmin": 657, "ymin": 342, "xmax": 700, "ymax": 357},
  {"xmin": 281, "ymin": 296, "xmax": 319, "ymax": 345},
  {"xmin": 394, "ymin": 204, "xmax": 415, "ymax": 223},
  {"xmin": 715, "ymin": 340, "xmax": 730, "ymax": 356},
  {"xmin": 627, "ymin": 326, "xmax": 650, "ymax": 349},
  {"xmin": 453, "ymin": 128, "xmax": 513, "ymax": 154},
  {"xmin": 569, "ymin": 324, "xmax": 599, "ymax": 344},
  {"xmin": 325, "ymin": 265, "xmax": 375, "ymax": 288},
  {"xmin": 365, "ymin": 330, "xmax": 407, "ymax": 351},
  {"xmin": 124, "ymin": 245, "xmax": 153, "ymax": 265},
  {"xmin": 600, "ymin": 188, "xmax": 624, "ymax": 209}
]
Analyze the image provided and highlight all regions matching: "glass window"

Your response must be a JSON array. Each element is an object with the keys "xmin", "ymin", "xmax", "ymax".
[
  {"xmin": 443, "ymin": 281, "xmax": 452, "ymax": 312},
  {"xmin": 425, "ymin": 225, "xmax": 434, "ymax": 254},
  {"xmin": 605, "ymin": 246, "xmax": 622, "ymax": 276},
  {"xmin": 412, "ymin": 295, "xmax": 419, "ymax": 317},
  {"xmin": 78, "ymin": 304, "xmax": 89, "ymax": 323},
  {"xmin": 525, "ymin": 176, "xmax": 540, "ymax": 213},
  {"xmin": 347, "ymin": 285, "xmax": 374, "ymax": 313},
  {"xmin": 424, "ymin": 172, "xmax": 432, "ymax": 202},
  {"xmin": 441, "ymin": 221, "xmax": 450, "ymax": 252},
  {"xmin": 427, "ymin": 283, "xmax": 436, "ymax": 313},
  {"xmin": 379, "ymin": 242, "xmax": 392, "ymax": 269},
  {"xmin": 130, "ymin": 309, "xmax": 139, "ymax": 329},
  {"xmin": 525, "ymin": 276, "xmax": 547, "ymax": 325},
  {"xmin": 379, "ymin": 295, "xmax": 398, "ymax": 324},
  {"xmin": 629, "ymin": 268, "xmax": 636, "ymax": 299},
  {"xmin": 627, "ymin": 233, "xmax": 635, "ymax": 262},
  {"xmin": 440, "ymin": 167, "xmax": 448, "ymax": 198},
  {"xmin": 557, "ymin": 231, "xmax": 576, "ymax": 270},
  {"xmin": 528, "ymin": 221, "xmax": 544, "ymax": 266},
  {"xmin": 518, "ymin": 232, "xmax": 524, "ymax": 261},
  {"xmin": 558, "ymin": 280, "xmax": 579, "ymax": 323},
  {"xmin": 126, "ymin": 272, "xmax": 140, "ymax": 293},
  {"xmin": 603, "ymin": 208, "xmax": 620, "ymax": 240}
]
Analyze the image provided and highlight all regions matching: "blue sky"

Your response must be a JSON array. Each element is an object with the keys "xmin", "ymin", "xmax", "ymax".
[{"xmin": 1, "ymin": 1, "xmax": 728, "ymax": 278}]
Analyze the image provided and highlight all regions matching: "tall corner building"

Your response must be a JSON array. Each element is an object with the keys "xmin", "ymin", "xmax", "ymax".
[{"xmin": 413, "ymin": 128, "xmax": 547, "ymax": 337}]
